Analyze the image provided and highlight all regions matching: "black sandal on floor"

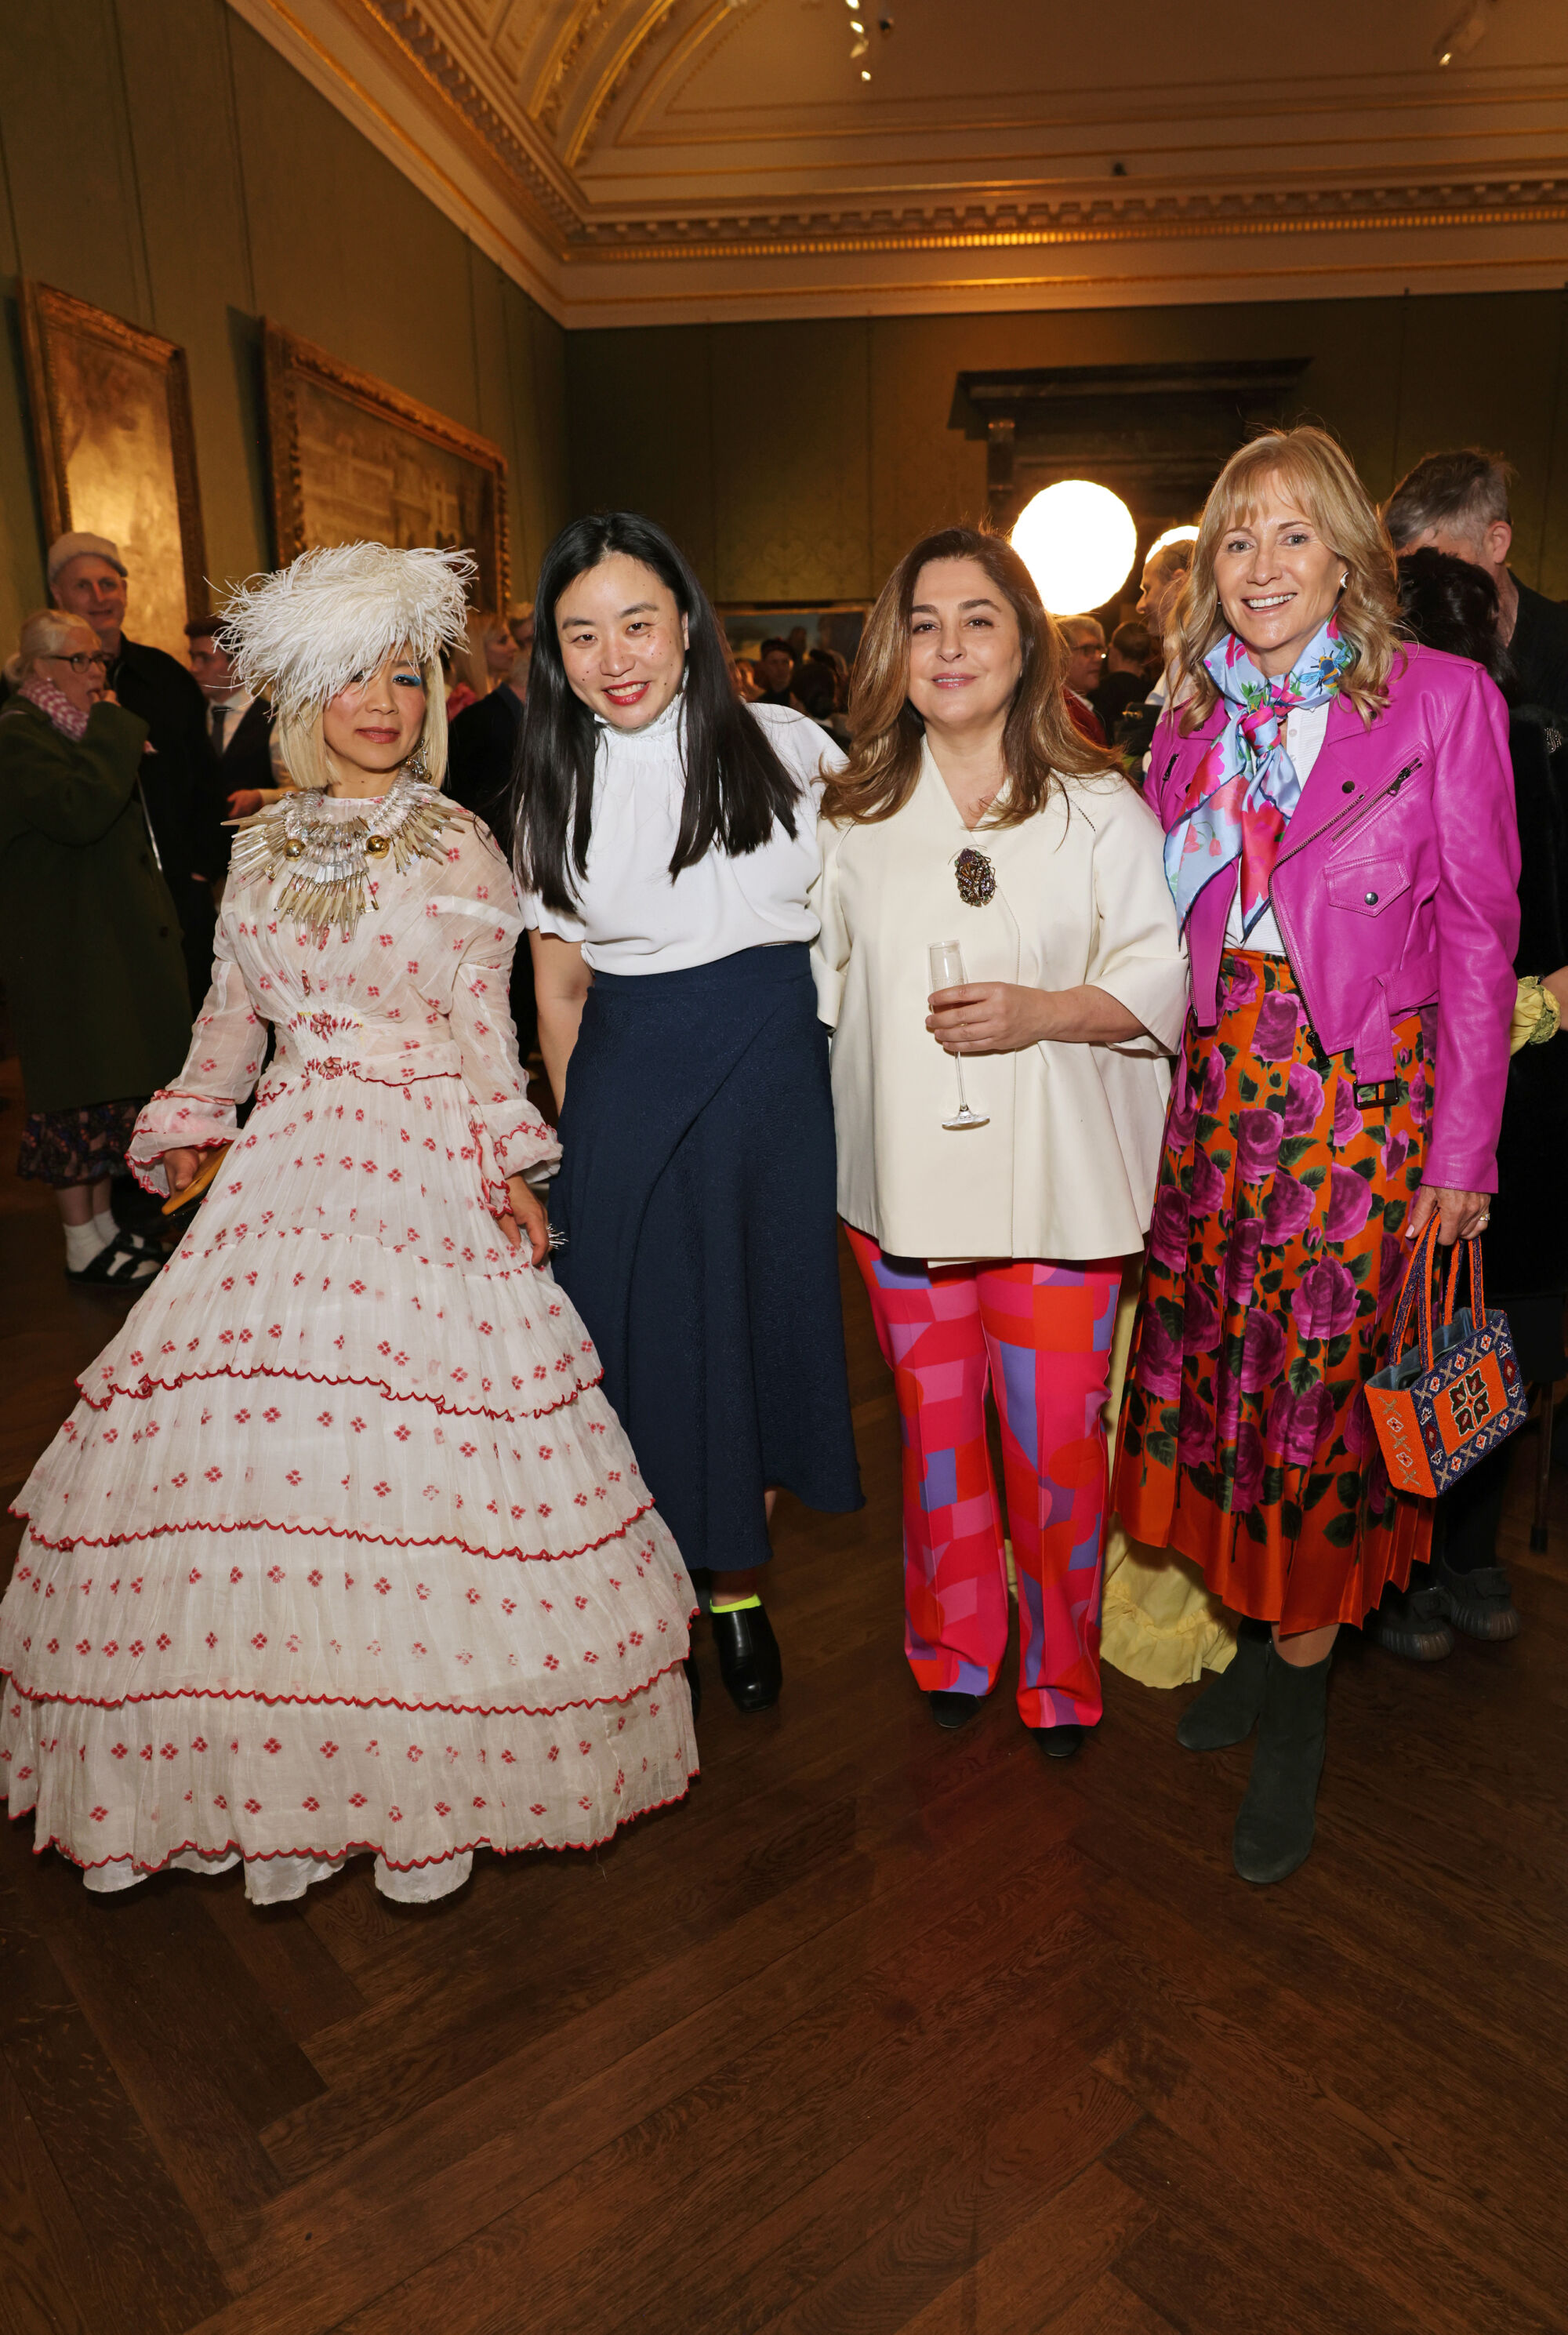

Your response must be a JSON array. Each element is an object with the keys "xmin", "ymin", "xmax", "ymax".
[{"xmin": 66, "ymin": 1232, "xmax": 163, "ymax": 1287}]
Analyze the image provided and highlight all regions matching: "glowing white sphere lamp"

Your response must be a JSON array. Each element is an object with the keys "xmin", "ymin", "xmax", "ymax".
[{"xmin": 1011, "ymin": 480, "xmax": 1138, "ymax": 616}]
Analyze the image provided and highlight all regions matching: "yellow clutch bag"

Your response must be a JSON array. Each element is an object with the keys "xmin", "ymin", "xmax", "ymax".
[{"xmin": 161, "ymin": 1145, "xmax": 231, "ymax": 1216}]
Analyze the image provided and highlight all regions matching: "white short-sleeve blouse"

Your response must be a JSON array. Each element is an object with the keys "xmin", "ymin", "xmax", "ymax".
[{"xmin": 520, "ymin": 695, "xmax": 844, "ymax": 975}]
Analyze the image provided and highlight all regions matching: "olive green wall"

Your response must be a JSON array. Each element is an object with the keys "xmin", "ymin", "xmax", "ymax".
[
  {"xmin": 566, "ymin": 292, "xmax": 1568, "ymax": 605},
  {"xmin": 0, "ymin": 0, "xmax": 568, "ymax": 653}
]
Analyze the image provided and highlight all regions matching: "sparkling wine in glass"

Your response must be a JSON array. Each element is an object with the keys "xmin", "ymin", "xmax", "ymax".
[{"xmin": 929, "ymin": 942, "xmax": 989, "ymax": 1130}]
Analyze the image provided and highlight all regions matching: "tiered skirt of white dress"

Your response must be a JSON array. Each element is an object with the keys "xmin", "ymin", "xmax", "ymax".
[{"xmin": 0, "ymin": 802, "xmax": 698, "ymax": 1902}]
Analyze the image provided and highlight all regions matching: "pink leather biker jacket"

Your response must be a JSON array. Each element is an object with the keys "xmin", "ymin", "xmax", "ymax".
[{"xmin": 1147, "ymin": 642, "xmax": 1520, "ymax": 1193}]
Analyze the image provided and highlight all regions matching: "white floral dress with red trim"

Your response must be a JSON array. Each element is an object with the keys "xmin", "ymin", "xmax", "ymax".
[{"xmin": 0, "ymin": 799, "xmax": 697, "ymax": 1904}]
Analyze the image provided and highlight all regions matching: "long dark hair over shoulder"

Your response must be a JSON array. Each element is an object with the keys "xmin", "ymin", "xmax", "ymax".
[
  {"xmin": 513, "ymin": 510, "xmax": 800, "ymax": 913},
  {"xmin": 818, "ymin": 524, "xmax": 1121, "ymax": 830}
]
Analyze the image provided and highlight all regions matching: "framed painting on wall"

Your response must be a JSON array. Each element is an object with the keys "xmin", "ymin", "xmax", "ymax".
[
  {"xmin": 20, "ymin": 280, "xmax": 209, "ymax": 658},
  {"xmin": 262, "ymin": 323, "xmax": 508, "ymax": 609}
]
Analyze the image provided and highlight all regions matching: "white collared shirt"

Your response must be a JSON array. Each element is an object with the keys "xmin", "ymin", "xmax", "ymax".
[{"xmin": 520, "ymin": 697, "xmax": 843, "ymax": 974}]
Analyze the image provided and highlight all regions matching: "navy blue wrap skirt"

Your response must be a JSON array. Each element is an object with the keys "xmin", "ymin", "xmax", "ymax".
[{"xmin": 551, "ymin": 941, "xmax": 862, "ymax": 1578}]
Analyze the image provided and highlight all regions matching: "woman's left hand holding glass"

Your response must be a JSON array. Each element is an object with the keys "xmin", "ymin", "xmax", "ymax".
[
  {"xmin": 499, "ymin": 1172, "xmax": 551, "ymax": 1266},
  {"xmin": 927, "ymin": 982, "xmax": 1046, "ymax": 1053},
  {"xmin": 927, "ymin": 982, "xmax": 1145, "ymax": 1053}
]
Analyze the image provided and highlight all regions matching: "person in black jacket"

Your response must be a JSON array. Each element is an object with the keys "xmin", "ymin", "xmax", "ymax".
[
  {"xmin": 1384, "ymin": 450, "xmax": 1568, "ymax": 717},
  {"xmin": 445, "ymin": 630, "xmax": 536, "ymax": 1055},
  {"xmin": 1370, "ymin": 546, "xmax": 1568, "ymax": 1661},
  {"xmin": 47, "ymin": 532, "xmax": 221, "ymax": 1002},
  {"xmin": 185, "ymin": 617, "xmax": 278, "ymax": 853}
]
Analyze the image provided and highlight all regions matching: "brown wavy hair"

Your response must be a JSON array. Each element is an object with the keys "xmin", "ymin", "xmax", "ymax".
[
  {"xmin": 1171, "ymin": 426, "xmax": 1401, "ymax": 732},
  {"xmin": 819, "ymin": 525, "xmax": 1123, "ymax": 828}
]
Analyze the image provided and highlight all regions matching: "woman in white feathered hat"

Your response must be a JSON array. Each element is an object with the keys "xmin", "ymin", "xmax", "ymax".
[{"xmin": 0, "ymin": 542, "xmax": 698, "ymax": 1907}]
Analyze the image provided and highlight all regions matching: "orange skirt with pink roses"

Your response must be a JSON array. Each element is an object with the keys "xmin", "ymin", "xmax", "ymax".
[{"xmin": 1112, "ymin": 950, "xmax": 1433, "ymax": 1632}]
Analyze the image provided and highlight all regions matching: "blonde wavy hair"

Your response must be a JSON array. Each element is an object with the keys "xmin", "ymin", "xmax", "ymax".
[
  {"xmin": 1171, "ymin": 427, "xmax": 1401, "ymax": 730},
  {"xmin": 820, "ymin": 525, "xmax": 1122, "ymax": 829}
]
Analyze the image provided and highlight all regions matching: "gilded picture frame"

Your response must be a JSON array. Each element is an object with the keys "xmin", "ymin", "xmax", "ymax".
[
  {"xmin": 20, "ymin": 279, "xmax": 209, "ymax": 656},
  {"xmin": 262, "ymin": 322, "xmax": 509, "ymax": 608}
]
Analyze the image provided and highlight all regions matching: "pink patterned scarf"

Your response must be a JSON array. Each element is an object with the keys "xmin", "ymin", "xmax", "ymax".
[{"xmin": 19, "ymin": 672, "xmax": 91, "ymax": 742}]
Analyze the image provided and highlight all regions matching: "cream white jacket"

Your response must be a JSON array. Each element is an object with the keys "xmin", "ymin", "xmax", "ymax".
[{"xmin": 811, "ymin": 746, "xmax": 1189, "ymax": 1263}]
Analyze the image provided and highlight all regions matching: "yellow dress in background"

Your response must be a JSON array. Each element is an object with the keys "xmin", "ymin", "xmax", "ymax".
[{"xmin": 1099, "ymin": 1264, "xmax": 1236, "ymax": 1687}]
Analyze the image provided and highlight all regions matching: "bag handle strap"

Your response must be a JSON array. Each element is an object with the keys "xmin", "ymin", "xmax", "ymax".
[
  {"xmin": 1387, "ymin": 1213, "xmax": 1441, "ymax": 1370},
  {"xmin": 1438, "ymin": 1230, "xmax": 1489, "ymax": 1330}
]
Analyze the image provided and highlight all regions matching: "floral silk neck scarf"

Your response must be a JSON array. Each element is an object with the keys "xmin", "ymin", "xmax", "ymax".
[{"xmin": 1163, "ymin": 617, "xmax": 1353, "ymax": 937}]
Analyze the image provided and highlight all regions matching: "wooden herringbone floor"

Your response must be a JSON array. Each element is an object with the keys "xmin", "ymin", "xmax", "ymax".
[{"xmin": 2, "ymin": 1048, "xmax": 1566, "ymax": 2335}]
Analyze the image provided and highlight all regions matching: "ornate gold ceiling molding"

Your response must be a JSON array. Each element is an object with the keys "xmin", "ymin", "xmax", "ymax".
[
  {"xmin": 339, "ymin": 0, "xmax": 579, "ymax": 238},
  {"xmin": 570, "ymin": 178, "xmax": 1568, "ymax": 262},
  {"xmin": 230, "ymin": 0, "xmax": 1568, "ymax": 321},
  {"xmin": 532, "ymin": 0, "xmax": 615, "ymax": 131},
  {"xmin": 564, "ymin": 1, "xmax": 677, "ymax": 167}
]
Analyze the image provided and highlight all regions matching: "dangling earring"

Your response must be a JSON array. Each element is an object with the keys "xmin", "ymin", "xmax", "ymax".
[
  {"xmin": 405, "ymin": 741, "xmax": 428, "ymax": 782},
  {"xmin": 1340, "ymin": 573, "xmax": 1350, "ymax": 593}
]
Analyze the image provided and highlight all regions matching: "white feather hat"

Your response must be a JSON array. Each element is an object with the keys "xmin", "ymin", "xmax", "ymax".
[{"xmin": 218, "ymin": 541, "xmax": 475, "ymax": 725}]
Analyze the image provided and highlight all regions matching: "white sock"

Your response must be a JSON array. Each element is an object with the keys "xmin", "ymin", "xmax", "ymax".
[
  {"xmin": 64, "ymin": 1219, "xmax": 111, "ymax": 1272},
  {"xmin": 93, "ymin": 1207, "xmax": 118, "ymax": 1247}
]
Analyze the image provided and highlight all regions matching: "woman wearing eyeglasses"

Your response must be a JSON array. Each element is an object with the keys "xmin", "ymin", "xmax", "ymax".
[{"xmin": 0, "ymin": 609, "xmax": 190, "ymax": 1283}]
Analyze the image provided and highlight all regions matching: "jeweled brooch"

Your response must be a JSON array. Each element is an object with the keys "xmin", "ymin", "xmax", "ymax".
[{"xmin": 954, "ymin": 846, "xmax": 996, "ymax": 907}]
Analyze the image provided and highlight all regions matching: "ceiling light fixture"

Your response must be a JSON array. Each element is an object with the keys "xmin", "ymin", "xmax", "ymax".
[
  {"xmin": 1011, "ymin": 481, "xmax": 1138, "ymax": 616},
  {"xmin": 1434, "ymin": 0, "xmax": 1496, "ymax": 65}
]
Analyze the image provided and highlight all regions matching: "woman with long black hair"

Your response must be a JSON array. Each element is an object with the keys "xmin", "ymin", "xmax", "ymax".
[{"xmin": 514, "ymin": 513, "xmax": 862, "ymax": 1712}]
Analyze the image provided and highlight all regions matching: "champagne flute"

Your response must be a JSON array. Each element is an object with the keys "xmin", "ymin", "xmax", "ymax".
[{"xmin": 929, "ymin": 942, "xmax": 989, "ymax": 1130}]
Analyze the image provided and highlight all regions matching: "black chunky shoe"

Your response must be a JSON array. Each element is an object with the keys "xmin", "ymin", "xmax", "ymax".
[
  {"xmin": 1232, "ymin": 1648, "xmax": 1330, "ymax": 1886},
  {"xmin": 1432, "ymin": 1554, "xmax": 1522, "ymax": 1643},
  {"xmin": 1035, "ymin": 1723, "xmax": 1083, "ymax": 1761},
  {"xmin": 928, "ymin": 1690, "xmax": 979, "ymax": 1730},
  {"xmin": 1176, "ymin": 1616, "xmax": 1272, "ymax": 1749},
  {"xmin": 711, "ymin": 1604, "xmax": 782, "ymax": 1712},
  {"xmin": 1366, "ymin": 1581, "xmax": 1454, "ymax": 1662}
]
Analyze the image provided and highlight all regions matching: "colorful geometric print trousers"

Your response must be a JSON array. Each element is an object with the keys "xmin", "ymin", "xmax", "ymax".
[{"xmin": 847, "ymin": 1229, "xmax": 1122, "ymax": 1728}]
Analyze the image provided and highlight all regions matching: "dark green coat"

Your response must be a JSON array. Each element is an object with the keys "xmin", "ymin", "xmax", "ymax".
[{"xmin": 0, "ymin": 696, "xmax": 193, "ymax": 1115}]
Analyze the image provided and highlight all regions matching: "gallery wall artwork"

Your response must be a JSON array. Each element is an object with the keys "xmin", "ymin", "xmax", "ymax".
[
  {"xmin": 20, "ymin": 281, "xmax": 209, "ymax": 658},
  {"xmin": 262, "ymin": 323, "xmax": 509, "ymax": 608}
]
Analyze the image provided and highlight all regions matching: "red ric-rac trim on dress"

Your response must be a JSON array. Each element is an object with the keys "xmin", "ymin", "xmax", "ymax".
[
  {"xmin": 13, "ymin": 1499, "xmax": 657, "ymax": 1567},
  {"xmin": 78, "ymin": 1361, "xmax": 603, "ymax": 1425},
  {"xmin": 0, "ymin": 1645, "xmax": 695, "ymax": 1719},
  {"xmin": 9, "ymin": 1783, "xmax": 698, "ymax": 1881}
]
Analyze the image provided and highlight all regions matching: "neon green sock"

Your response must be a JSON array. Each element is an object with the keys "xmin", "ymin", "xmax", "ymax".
[{"xmin": 711, "ymin": 1592, "xmax": 763, "ymax": 1614}]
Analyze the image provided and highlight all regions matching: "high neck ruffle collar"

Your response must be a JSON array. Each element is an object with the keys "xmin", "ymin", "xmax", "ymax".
[{"xmin": 595, "ymin": 688, "xmax": 684, "ymax": 755}]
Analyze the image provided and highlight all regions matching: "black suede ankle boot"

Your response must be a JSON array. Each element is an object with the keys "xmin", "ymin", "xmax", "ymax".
[
  {"xmin": 1232, "ymin": 1647, "xmax": 1330, "ymax": 1886},
  {"xmin": 1176, "ymin": 1617, "xmax": 1271, "ymax": 1751}
]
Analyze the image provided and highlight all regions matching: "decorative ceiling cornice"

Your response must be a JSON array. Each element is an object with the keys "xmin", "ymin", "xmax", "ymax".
[
  {"xmin": 568, "ymin": 174, "xmax": 1568, "ymax": 261},
  {"xmin": 230, "ymin": 0, "xmax": 1568, "ymax": 321}
]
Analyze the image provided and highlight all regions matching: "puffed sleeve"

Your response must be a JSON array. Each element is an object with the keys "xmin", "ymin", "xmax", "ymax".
[
  {"xmin": 809, "ymin": 819, "xmax": 851, "ymax": 1029},
  {"xmin": 126, "ymin": 916, "xmax": 268, "ymax": 1195},
  {"xmin": 435, "ymin": 819, "xmax": 561, "ymax": 1208},
  {"xmin": 1086, "ymin": 783, "xmax": 1190, "ymax": 1055}
]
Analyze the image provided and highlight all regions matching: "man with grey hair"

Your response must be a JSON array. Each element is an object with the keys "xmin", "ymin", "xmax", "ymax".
[
  {"xmin": 47, "ymin": 532, "xmax": 220, "ymax": 999},
  {"xmin": 1383, "ymin": 448, "xmax": 1568, "ymax": 715}
]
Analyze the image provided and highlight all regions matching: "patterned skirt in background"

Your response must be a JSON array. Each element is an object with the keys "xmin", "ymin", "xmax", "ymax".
[
  {"xmin": 1112, "ymin": 950, "xmax": 1434, "ymax": 1632},
  {"xmin": 16, "ymin": 1099, "xmax": 147, "ymax": 1188}
]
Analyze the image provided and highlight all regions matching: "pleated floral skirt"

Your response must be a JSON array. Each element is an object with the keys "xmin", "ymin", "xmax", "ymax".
[{"xmin": 1112, "ymin": 950, "xmax": 1434, "ymax": 1632}]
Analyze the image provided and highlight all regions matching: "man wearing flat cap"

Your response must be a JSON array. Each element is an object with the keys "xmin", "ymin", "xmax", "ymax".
[{"xmin": 47, "ymin": 532, "xmax": 220, "ymax": 1002}]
